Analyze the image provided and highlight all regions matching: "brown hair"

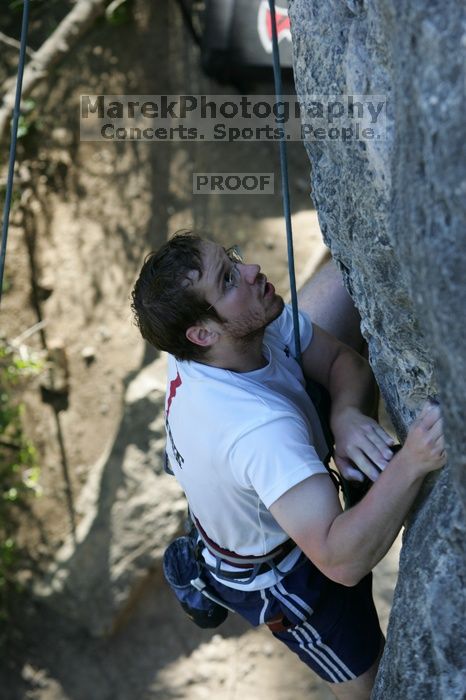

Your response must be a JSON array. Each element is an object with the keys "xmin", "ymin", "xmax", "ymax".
[{"xmin": 131, "ymin": 231, "xmax": 221, "ymax": 361}]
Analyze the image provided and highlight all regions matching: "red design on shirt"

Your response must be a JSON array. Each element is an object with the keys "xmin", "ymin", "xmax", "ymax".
[{"xmin": 166, "ymin": 371, "xmax": 182, "ymax": 418}]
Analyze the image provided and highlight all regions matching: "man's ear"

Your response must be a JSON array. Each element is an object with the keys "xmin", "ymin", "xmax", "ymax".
[{"xmin": 186, "ymin": 323, "xmax": 219, "ymax": 348}]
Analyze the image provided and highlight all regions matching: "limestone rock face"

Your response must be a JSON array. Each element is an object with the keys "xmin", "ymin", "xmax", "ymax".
[{"xmin": 289, "ymin": 0, "xmax": 466, "ymax": 697}]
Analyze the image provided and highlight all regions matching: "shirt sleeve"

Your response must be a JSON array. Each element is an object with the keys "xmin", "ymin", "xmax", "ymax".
[
  {"xmin": 229, "ymin": 413, "xmax": 328, "ymax": 508},
  {"xmin": 267, "ymin": 304, "xmax": 313, "ymax": 357}
]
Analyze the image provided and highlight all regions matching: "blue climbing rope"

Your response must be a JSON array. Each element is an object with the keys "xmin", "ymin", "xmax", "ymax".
[
  {"xmin": 0, "ymin": 0, "xmax": 31, "ymax": 308},
  {"xmin": 267, "ymin": 0, "xmax": 302, "ymax": 366}
]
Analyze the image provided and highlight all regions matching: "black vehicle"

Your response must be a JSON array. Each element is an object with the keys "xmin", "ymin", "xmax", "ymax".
[{"xmin": 179, "ymin": 0, "xmax": 294, "ymax": 85}]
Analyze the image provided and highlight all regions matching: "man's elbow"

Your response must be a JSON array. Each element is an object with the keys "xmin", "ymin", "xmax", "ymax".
[
  {"xmin": 309, "ymin": 555, "xmax": 366, "ymax": 587},
  {"xmin": 327, "ymin": 565, "xmax": 364, "ymax": 588}
]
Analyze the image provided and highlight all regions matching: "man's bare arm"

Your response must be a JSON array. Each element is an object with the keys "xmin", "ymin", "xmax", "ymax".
[
  {"xmin": 302, "ymin": 323, "xmax": 394, "ymax": 481},
  {"xmin": 270, "ymin": 402, "xmax": 445, "ymax": 585}
]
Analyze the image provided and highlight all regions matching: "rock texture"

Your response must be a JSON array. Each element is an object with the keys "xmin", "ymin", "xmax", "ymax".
[{"xmin": 290, "ymin": 0, "xmax": 465, "ymax": 697}]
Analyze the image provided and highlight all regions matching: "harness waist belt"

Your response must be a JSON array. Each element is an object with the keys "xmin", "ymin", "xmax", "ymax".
[{"xmin": 193, "ymin": 513, "xmax": 297, "ymax": 577}]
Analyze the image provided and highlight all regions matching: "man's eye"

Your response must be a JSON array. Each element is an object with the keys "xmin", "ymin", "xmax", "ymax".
[
  {"xmin": 224, "ymin": 265, "xmax": 239, "ymax": 291},
  {"xmin": 225, "ymin": 269, "xmax": 234, "ymax": 288}
]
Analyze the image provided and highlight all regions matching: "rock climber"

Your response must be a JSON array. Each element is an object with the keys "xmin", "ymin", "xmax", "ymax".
[{"xmin": 131, "ymin": 231, "xmax": 445, "ymax": 700}]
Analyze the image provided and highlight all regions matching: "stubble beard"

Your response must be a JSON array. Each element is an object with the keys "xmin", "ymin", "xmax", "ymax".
[{"xmin": 221, "ymin": 295, "xmax": 285, "ymax": 347}]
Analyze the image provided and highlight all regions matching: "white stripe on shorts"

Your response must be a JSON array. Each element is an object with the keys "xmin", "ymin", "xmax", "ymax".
[
  {"xmin": 275, "ymin": 579, "xmax": 314, "ymax": 616},
  {"xmin": 269, "ymin": 585, "xmax": 307, "ymax": 621},
  {"xmin": 259, "ymin": 588, "xmax": 269, "ymax": 625},
  {"xmin": 302, "ymin": 621, "xmax": 356, "ymax": 681},
  {"xmin": 291, "ymin": 624, "xmax": 348, "ymax": 683},
  {"xmin": 271, "ymin": 581, "xmax": 356, "ymax": 683}
]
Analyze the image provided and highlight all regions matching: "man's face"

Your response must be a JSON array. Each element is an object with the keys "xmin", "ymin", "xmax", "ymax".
[{"xmin": 193, "ymin": 241, "xmax": 284, "ymax": 340}]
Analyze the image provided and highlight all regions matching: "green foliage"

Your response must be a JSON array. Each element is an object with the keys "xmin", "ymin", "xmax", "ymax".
[
  {"xmin": 8, "ymin": 0, "xmax": 60, "ymax": 13},
  {"xmin": 16, "ymin": 99, "xmax": 38, "ymax": 140},
  {"xmin": 8, "ymin": 0, "xmax": 26, "ymax": 11},
  {"xmin": 106, "ymin": 0, "xmax": 132, "ymax": 26},
  {"xmin": 1, "ymin": 275, "xmax": 12, "ymax": 296},
  {"xmin": 0, "ymin": 341, "xmax": 42, "ymax": 620}
]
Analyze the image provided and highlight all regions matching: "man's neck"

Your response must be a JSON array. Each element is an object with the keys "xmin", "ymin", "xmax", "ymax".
[{"xmin": 201, "ymin": 331, "xmax": 267, "ymax": 373}]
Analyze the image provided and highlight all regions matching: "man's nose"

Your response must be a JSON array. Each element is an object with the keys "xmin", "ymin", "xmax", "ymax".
[{"xmin": 240, "ymin": 263, "xmax": 261, "ymax": 284}]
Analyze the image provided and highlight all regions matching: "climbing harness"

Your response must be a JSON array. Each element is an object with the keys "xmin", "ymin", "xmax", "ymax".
[
  {"xmin": 0, "ymin": 0, "xmax": 30, "ymax": 307},
  {"xmin": 168, "ymin": 0, "xmax": 388, "ymax": 618},
  {"xmin": 192, "ymin": 511, "xmax": 302, "ymax": 585},
  {"xmin": 163, "ymin": 0, "xmax": 345, "ymax": 619}
]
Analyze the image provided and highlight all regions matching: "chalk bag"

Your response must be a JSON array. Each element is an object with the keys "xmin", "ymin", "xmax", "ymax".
[{"xmin": 163, "ymin": 535, "xmax": 229, "ymax": 629}]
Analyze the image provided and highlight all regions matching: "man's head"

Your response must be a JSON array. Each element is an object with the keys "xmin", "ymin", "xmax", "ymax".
[{"xmin": 131, "ymin": 231, "xmax": 284, "ymax": 362}]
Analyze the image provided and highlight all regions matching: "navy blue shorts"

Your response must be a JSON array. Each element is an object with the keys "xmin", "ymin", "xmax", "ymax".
[{"xmin": 204, "ymin": 555, "xmax": 383, "ymax": 684}]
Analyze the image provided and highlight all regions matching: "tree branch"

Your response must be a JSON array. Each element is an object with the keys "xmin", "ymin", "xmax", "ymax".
[
  {"xmin": 0, "ymin": 30, "xmax": 35, "ymax": 58},
  {"xmin": 0, "ymin": 439, "xmax": 21, "ymax": 451},
  {"xmin": 0, "ymin": 0, "xmax": 111, "ymax": 143}
]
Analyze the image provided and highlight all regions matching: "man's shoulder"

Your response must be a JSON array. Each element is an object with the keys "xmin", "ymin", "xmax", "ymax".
[
  {"xmin": 166, "ymin": 354, "xmax": 265, "ymax": 405},
  {"xmin": 265, "ymin": 304, "xmax": 312, "ymax": 353}
]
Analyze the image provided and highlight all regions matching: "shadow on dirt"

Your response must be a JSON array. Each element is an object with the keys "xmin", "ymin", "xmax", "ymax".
[{"xmin": 4, "ymin": 567, "xmax": 250, "ymax": 700}]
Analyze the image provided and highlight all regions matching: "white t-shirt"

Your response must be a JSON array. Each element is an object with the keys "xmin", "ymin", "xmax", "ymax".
[{"xmin": 164, "ymin": 304, "xmax": 329, "ymax": 590}]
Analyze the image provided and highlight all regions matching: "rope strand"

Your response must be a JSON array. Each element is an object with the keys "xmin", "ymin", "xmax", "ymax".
[
  {"xmin": 0, "ymin": 0, "xmax": 31, "ymax": 308},
  {"xmin": 267, "ymin": 0, "xmax": 302, "ymax": 366}
]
